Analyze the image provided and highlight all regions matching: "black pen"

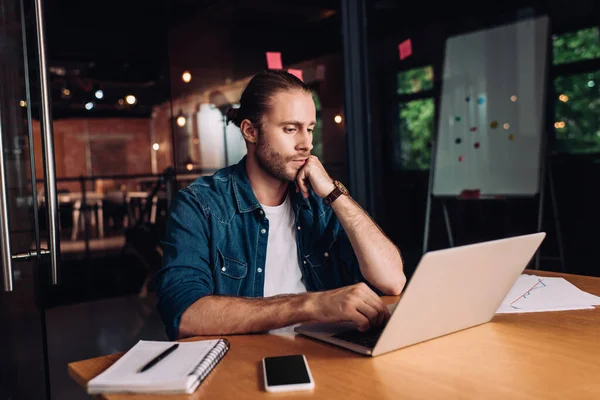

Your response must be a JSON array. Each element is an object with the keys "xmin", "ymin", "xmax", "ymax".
[{"xmin": 138, "ymin": 343, "xmax": 179, "ymax": 373}]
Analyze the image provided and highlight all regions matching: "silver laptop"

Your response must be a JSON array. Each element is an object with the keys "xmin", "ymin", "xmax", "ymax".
[{"xmin": 294, "ymin": 232, "xmax": 546, "ymax": 357}]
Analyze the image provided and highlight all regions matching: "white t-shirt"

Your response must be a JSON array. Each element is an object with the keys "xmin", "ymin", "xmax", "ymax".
[{"xmin": 261, "ymin": 195, "xmax": 307, "ymax": 297}]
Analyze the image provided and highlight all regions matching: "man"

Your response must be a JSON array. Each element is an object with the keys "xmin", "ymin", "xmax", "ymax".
[{"xmin": 156, "ymin": 70, "xmax": 406, "ymax": 340}]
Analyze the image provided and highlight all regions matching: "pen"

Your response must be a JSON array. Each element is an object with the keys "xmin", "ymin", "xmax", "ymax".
[{"xmin": 138, "ymin": 343, "xmax": 179, "ymax": 373}]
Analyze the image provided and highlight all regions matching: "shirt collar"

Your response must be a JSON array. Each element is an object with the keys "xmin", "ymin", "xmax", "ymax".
[{"xmin": 232, "ymin": 156, "xmax": 312, "ymax": 214}]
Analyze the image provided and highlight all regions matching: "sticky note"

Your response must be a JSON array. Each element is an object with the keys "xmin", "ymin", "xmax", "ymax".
[
  {"xmin": 460, "ymin": 189, "xmax": 481, "ymax": 199},
  {"xmin": 398, "ymin": 39, "xmax": 412, "ymax": 60},
  {"xmin": 490, "ymin": 121, "xmax": 498, "ymax": 129},
  {"xmin": 266, "ymin": 52, "xmax": 283, "ymax": 69},
  {"xmin": 287, "ymin": 69, "xmax": 303, "ymax": 81}
]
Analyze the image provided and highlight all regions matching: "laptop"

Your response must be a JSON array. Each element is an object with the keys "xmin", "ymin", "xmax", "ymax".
[{"xmin": 294, "ymin": 232, "xmax": 546, "ymax": 357}]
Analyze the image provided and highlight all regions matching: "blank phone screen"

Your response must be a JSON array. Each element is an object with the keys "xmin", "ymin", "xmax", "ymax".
[{"xmin": 264, "ymin": 355, "xmax": 311, "ymax": 386}]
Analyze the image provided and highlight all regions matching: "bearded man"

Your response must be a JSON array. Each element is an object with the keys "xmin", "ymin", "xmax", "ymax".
[{"xmin": 156, "ymin": 70, "xmax": 405, "ymax": 340}]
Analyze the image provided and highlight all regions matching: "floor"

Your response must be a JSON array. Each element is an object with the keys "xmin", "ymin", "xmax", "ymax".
[{"xmin": 46, "ymin": 293, "xmax": 167, "ymax": 399}]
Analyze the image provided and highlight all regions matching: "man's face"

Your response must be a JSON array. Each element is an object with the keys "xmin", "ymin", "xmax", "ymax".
[{"xmin": 254, "ymin": 90, "xmax": 316, "ymax": 182}]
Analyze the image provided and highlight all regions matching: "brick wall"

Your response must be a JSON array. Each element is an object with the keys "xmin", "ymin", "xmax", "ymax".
[{"xmin": 33, "ymin": 118, "xmax": 155, "ymax": 192}]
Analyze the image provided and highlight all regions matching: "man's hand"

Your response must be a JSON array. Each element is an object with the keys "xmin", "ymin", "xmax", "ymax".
[
  {"xmin": 307, "ymin": 283, "xmax": 391, "ymax": 331},
  {"xmin": 296, "ymin": 155, "xmax": 335, "ymax": 199}
]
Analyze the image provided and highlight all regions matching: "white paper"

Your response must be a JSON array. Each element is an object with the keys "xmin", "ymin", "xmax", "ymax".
[
  {"xmin": 268, "ymin": 323, "xmax": 300, "ymax": 336},
  {"xmin": 496, "ymin": 275, "xmax": 599, "ymax": 314}
]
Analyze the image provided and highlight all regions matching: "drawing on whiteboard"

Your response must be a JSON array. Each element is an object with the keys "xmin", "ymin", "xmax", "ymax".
[{"xmin": 510, "ymin": 278, "xmax": 547, "ymax": 309}]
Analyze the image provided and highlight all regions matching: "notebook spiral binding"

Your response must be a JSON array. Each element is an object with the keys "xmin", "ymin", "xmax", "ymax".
[{"xmin": 188, "ymin": 339, "xmax": 231, "ymax": 383}]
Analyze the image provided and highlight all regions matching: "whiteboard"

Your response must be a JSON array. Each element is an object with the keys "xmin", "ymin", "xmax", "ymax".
[{"xmin": 432, "ymin": 16, "xmax": 549, "ymax": 197}]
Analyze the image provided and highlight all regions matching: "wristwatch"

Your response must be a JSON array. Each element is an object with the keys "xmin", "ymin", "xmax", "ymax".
[{"xmin": 324, "ymin": 180, "xmax": 349, "ymax": 206}]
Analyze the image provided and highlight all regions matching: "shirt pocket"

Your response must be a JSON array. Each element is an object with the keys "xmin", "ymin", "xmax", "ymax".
[
  {"xmin": 214, "ymin": 249, "xmax": 248, "ymax": 295},
  {"xmin": 304, "ymin": 236, "xmax": 337, "ymax": 290}
]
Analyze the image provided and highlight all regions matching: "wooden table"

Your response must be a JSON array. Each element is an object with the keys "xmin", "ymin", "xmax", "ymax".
[{"xmin": 68, "ymin": 270, "xmax": 600, "ymax": 399}]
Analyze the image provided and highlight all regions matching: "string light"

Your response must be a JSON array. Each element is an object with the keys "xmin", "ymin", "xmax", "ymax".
[
  {"xmin": 334, "ymin": 115, "xmax": 342, "ymax": 124},
  {"xmin": 182, "ymin": 71, "xmax": 192, "ymax": 83},
  {"xmin": 152, "ymin": 143, "xmax": 160, "ymax": 151},
  {"xmin": 125, "ymin": 95, "xmax": 136, "ymax": 105},
  {"xmin": 176, "ymin": 116, "xmax": 186, "ymax": 127}
]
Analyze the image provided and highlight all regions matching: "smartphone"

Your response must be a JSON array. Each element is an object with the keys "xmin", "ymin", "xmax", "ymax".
[{"xmin": 262, "ymin": 354, "xmax": 315, "ymax": 392}]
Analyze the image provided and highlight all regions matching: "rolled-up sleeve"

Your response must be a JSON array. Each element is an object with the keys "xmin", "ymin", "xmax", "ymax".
[
  {"xmin": 337, "ymin": 224, "xmax": 383, "ymax": 296},
  {"xmin": 155, "ymin": 188, "xmax": 214, "ymax": 340}
]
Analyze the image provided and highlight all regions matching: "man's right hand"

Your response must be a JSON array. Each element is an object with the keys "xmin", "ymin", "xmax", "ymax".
[{"xmin": 307, "ymin": 283, "xmax": 391, "ymax": 331}]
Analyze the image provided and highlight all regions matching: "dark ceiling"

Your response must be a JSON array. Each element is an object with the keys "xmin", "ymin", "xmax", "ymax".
[
  {"xmin": 16, "ymin": 0, "xmax": 599, "ymax": 118},
  {"xmin": 36, "ymin": 0, "xmax": 340, "ymax": 118}
]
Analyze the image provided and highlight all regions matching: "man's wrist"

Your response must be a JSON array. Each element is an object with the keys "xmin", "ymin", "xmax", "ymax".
[
  {"xmin": 299, "ymin": 292, "xmax": 319, "ymax": 320},
  {"xmin": 321, "ymin": 181, "xmax": 336, "ymax": 199}
]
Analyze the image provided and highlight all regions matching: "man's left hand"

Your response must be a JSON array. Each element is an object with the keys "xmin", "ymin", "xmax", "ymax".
[{"xmin": 296, "ymin": 156, "xmax": 335, "ymax": 199}]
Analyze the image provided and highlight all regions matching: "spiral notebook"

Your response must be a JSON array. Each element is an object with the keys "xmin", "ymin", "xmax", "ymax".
[{"xmin": 87, "ymin": 339, "xmax": 230, "ymax": 394}]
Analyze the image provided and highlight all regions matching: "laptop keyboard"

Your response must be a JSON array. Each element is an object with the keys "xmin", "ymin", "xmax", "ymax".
[{"xmin": 331, "ymin": 326, "xmax": 385, "ymax": 349}]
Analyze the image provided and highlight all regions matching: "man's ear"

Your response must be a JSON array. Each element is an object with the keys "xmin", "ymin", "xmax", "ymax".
[{"xmin": 240, "ymin": 119, "xmax": 258, "ymax": 144}]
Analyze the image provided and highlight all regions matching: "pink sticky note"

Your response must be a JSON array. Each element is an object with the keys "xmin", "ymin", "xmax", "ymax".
[
  {"xmin": 398, "ymin": 39, "xmax": 412, "ymax": 60},
  {"xmin": 266, "ymin": 52, "xmax": 283, "ymax": 70},
  {"xmin": 287, "ymin": 68, "xmax": 303, "ymax": 81}
]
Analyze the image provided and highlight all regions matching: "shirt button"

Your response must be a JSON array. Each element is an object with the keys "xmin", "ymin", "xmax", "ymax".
[
  {"xmin": 297, "ymin": 226, "xmax": 301, "ymax": 230},
  {"xmin": 303, "ymin": 260, "xmax": 307, "ymax": 265},
  {"xmin": 259, "ymin": 210, "xmax": 264, "ymax": 215},
  {"xmin": 221, "ymin": 267, "xmax": 226, "ymax": 272},
  {"xmin": 257, "ymin": 268, "xmax": 263, "ymax": 273},
  {"xmin": 324, "ymin": 252, "xmax": 329, "ymax": 257},
  {"xmin": 260, "ymin": 228, "xmax": 266, "ymax": 234}
]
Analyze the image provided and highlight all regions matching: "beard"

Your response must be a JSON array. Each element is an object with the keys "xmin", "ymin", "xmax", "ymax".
[{"xmin": 255, "ymin": 133, "xmax": 305, "ymax": 182}]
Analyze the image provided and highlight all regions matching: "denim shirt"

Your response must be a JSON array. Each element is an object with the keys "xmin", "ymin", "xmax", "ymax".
[{"xmin": 155, "ymin": 156, "xmax": 369, "ymax": 340}]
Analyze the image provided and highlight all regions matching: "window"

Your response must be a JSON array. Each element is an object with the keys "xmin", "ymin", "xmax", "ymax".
[
  {"xmin": 393, "ymin": 98, "xmax": 435, "ymax": 170},
  {"xmin": 310, "ymin": 90, "xmax": 324, "ymax": 159},
  {"xmin": 553, "ymin": 27, "xmax": 600, "ymax": 65},
  {"xmin": 554, "ymin": 70, "xmax": 600, "ymax": 153},
  {"xmin": 392, "ymin": 66, "xmax": 435, "ymax": 170},
  {"xmin": 552, "ymin": 26, "xmax": 600, "ymax": 154},
  {"xmin": 397, "ymin": 66, "xmax": 434, "ymax": 95}
]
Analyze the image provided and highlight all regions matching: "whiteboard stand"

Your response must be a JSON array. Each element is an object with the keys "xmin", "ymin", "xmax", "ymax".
[
  {"xmin": 535, "ymin": 155, "xmax": 566, "ymax": 271},
  {"xmin": 422, "ymin": 151, "xmax": 566, "ymax": 273}
]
